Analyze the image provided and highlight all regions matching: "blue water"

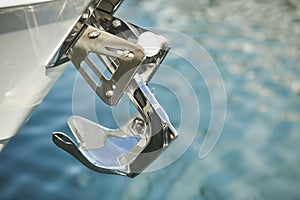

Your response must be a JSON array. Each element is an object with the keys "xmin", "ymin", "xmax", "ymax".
[{"xmin": 1, "ymin": 0, "xmax": 300, "ymax": 199}]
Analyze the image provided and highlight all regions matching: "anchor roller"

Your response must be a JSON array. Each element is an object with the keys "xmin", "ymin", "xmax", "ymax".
[{"xmin": 48, "ymin": 0, "xmax": 178, "ymax": 177}]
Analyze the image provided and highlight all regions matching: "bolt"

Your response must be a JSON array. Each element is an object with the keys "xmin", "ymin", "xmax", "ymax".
[
  {"xmin": 123, "ymin": 50, "xmax": 134, "ymax": 58},
  {"xmin": 70, "ymin": 31, "xmax": 77, "ymax": 37},
  {"xmin": 105, "ymin": 90, "xmax": 114, "ymax": 98},
  {"xmin": 88, "ymin": 30, "xmax": 101, "ymax": 39},
  {"xmin": 132, "ymin": 118, "xmax": 145, "ymax": 134},
  {"xmin": 82, "ymin": 12, "xmax": 89, "ymax": 20},
  {"xmin": 70, "ymin": 26, "xmax": 80, "ymax": 37},
  {"xmin": 112, "ymin": 19, "xmax": 121, "ymax": 28}
]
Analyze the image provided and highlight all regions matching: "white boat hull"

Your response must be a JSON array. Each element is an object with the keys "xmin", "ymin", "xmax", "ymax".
[{"xmin": 0, "ymin": 0, "xmax": 90, "ymax": 152}]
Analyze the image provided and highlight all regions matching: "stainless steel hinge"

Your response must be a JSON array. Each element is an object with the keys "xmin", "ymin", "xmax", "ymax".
[{"xmin": 49, "ymin": 0, "xmax": 178, "ymax": 178}]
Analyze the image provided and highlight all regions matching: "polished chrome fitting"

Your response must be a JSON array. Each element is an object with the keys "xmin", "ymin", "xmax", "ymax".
[{"xmin": 49, "ymin": 0, "xmax": 178, "ymax": 178}]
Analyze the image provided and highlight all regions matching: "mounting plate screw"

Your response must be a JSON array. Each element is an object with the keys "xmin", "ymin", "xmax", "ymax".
[
  {"xmin": 123, "ymin": 50, "xmax": 134, "ymax": 58},
  {"xmin": 112, "ymin": 19, "xmax": 121, "ymax": 28},
  {"xmin": 88, "ymin": 30, "xmax": 101, "ymax": 39},
  {"xmin": 105, "ymin": 90, "xmax": 114, "ymax": 98}
]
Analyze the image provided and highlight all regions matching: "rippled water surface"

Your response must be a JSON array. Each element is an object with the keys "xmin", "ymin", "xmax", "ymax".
[{"xmin": 1, "ymin": 0, "xmax": 300, "ymax": 199}]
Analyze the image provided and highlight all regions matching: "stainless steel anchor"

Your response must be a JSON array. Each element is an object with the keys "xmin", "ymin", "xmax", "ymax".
[{"xmin": 48, "ymin": 0, "xmax": 178, "ymax": 177}]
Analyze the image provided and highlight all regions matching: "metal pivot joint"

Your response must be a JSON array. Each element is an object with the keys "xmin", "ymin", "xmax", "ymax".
[{"xmin": 49, "ymin": 0, "xmax": 178, "ymax": 178}]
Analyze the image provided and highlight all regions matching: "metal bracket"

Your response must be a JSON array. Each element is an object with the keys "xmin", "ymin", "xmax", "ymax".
[
  {"xmin": 50, "ymin": 0, "xmax": 178, "ymax": 177},
  {"xmin": 69, "ymin": 24, "xmax": 145, "ymax": 106}
]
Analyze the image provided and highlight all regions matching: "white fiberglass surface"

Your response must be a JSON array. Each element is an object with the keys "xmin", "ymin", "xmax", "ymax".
[{"xmin": 0, "ymin": 0, "xmax": 90, "ymax": 140}]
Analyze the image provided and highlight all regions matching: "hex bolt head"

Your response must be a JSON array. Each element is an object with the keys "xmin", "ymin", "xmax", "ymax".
[{"xmin": 112, "ymin": 19, "xmax": 121, "ymax": 28}]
